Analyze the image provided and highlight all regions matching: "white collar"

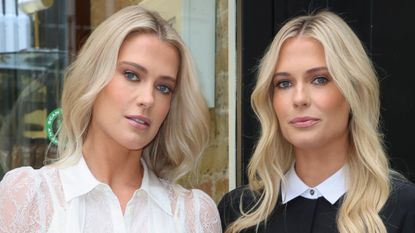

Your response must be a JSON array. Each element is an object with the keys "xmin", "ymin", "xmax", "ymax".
[
  {"xmin": 59, "ymin": 156, "xmax": 172, "ymax": 215},
  {"xmin": 281, "ymin": 164, "xmax": 347, "ymax": 205}
]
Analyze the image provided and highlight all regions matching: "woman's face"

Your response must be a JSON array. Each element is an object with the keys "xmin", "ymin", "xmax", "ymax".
[
  {"xmin": 89, "ymin": 33, "xmax": 179, "ymax": 151},
  {"xmin": 272, "ymin": 37, "xmax": 350, "ymax": 151}
]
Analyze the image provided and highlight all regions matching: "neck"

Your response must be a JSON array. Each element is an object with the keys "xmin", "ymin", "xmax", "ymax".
[
  {"xmin": 294, "ymin": 138, "xmax": 349, "ymax": 187},
  {"xmin": 82, "ymin": 127, "xmax": 146, "ymax": 215},
  {"xmin": 82, "ymin": 134, "xmax": 143, "ymax": 190}
]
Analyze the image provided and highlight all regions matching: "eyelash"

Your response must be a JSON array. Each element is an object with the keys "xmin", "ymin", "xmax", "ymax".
[
  {"xmin": 274, "ymin": 75, "xmax": 329, "ymax": 89},
  {"xmin": 123, "ymin": 70, "xmax": 174, "ymax": 94},
  {"xmin": 157, "ymin": 85, "xmax": 174, "ymax": 94},
  {"xmin": 312, "ymin": 76, "xmax": 329, "ymax": 85},
  {"xmin": 124, "ymin": 70, "xmax": 139, "ymax": 81},
  {"xmin": 275, "ymin": 80, "xmax": 292, "ymax": 89}
]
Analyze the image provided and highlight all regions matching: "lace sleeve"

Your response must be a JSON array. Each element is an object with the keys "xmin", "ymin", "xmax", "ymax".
[
  {"xmin": 0, "ymin": 167, "xmax": 53, "ymax": 233},
  {"xmin": 191, "ymin": 189, "xmax": 222, "ymax": 233}
]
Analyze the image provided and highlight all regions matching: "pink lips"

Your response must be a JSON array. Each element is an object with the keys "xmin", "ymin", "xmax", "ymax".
[
  {"xmin": 289, "ymin": 116, "xmax": 320, "ymax": 128},
  {"xmin": 125, "ymin": 115, "xmax": 151, "ymax": 130}
]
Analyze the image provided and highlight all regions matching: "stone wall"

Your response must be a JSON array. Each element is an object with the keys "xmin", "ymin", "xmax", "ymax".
[{"xmin": 196, "ymin": 0, "xmax": 229, "ymax": 203}]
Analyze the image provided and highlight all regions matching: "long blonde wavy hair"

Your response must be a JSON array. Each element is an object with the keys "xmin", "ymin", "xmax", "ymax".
[
  {"xmin": 49, "ymin": 5, "xmax": 209, "ymax": 182},
  {"xmin": 226, "ymin": 10, "xmax": 390, "ymax": 233}
]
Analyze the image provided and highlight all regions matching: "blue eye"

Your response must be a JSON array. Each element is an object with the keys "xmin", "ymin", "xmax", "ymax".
[
  {"xmin": 157, "ymin": 85, "xmax": 173, "ymax": 94},
  {"xmin": 124, "ymin": 71, "xmax": 139, "ymax": 81},
  {"xmin": 312, "ymin": 76, "xmax": 328, "ymax": 85},
  {"xmin": 276, "ymin": 80, "xmax": 292, "ymax": 89}
]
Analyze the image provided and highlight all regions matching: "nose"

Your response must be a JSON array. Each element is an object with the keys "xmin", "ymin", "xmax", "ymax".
[
  {"xmin": 136, "ymin": 84, "xmax": 154, "ymax": 108},
  {"xmin": 293, "ymin": 84, "xmax": 310, "ymax": 108}
]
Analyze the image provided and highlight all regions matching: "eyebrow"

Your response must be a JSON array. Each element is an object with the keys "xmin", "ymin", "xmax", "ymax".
[
  {"xmin": 306, "ymin": 66, "xmax": 329, "ymax": 74},
  {"xmin": 119, "ymin": 61, "xmax": 177, "ymax": 83},
  {"xmin": 273, "ymin": 66, "xmax": 329, "ymax": 79}
]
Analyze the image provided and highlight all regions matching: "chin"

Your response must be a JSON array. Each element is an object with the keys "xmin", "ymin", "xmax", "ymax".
[
  {"xmin": 117, "ymin": 139, "xmax": 148, "ymax": 151},
  {"xmin": 288, "ymin": 138, "xmax": 323, "ymax": 150}
]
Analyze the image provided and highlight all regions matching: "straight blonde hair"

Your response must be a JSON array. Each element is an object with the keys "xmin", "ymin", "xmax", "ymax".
[
  {"xmin": 49, "ymin": 5, "xmax": 209, "ymax": 182},
  {"xmin": 226, "ymin": 10, "xmax": 390, "ymax": 233}
]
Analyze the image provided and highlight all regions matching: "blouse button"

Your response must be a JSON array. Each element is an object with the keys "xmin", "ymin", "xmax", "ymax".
[{"xmin": 309, "ymin": 189, "xmax": 315, "ymax": 196}]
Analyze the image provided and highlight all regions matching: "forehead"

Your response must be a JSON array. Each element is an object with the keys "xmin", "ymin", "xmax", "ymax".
[
  {"xmin": 275, "ymin": 36, "xmax": 326, "ymax": 71},
  {"xmin": 118, "ymin": 32, "xmax": 180, "ymax": 75},
  {"xmin": 119, "ymin": 32, "xmax": 176, "ymax": 54}
]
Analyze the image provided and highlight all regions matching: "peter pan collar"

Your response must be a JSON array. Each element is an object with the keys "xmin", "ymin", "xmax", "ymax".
[{"xmin": 281, "ymin": 163, "xmax": 347, "ymax": 205}]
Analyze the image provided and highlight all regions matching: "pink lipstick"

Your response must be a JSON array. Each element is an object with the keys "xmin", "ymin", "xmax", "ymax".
[
  {"xmin": 289, "ymin": 116, "xmax": 320, "ymax": 128},
  {"xmin": 125, "ymin": 115, "xmax": 151, "ymax": 130}
]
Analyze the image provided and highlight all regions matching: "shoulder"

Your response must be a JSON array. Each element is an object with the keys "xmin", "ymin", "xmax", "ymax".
[
  {"xmin": 174, "ymin": 185, "xmax": 218, "ymax": 215},
  {"xmin": 218, "ymin": 185, "xmax": 258, "ymax": 214},
  {"xmin": 166, "ymin": 183, "xmax": 221, "ymax": 233},
  {"xmin": 218, "ymin": 185, "xmax": 259, "ymax": 230},
  {"xmin": 190, "ymin": 189, "xmax": 222, "ymax": 233},
  {"xmin": 1, "ymin": 166, "xmax": 59, "ymax": 188},
  {"xmin": 0, "ymin": 165, "xmax": 60, "ymax": 202},
  {"xmin": 388, "ymin": 177, "xmax": 415, "ymax": 206},
  {"xmin": 0, "ymin": 166, "xmax": 59, "ymax": 231},
  {"xmin": 381, "ymin": 177, "xmax": 415, "ymax": 232},
  {"xmin": 161, "ymin": 180, "xmax": 219, "ymax": 214},
  {"xmin": 1, "ymin": 166, "xmax": 45, "ymax": 188},
  {"xmin": 190, "ymin": 188, "xmax": 217, "ymax": 207}
]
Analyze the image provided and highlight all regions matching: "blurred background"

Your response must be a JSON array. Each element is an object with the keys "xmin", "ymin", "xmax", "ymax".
[
  {"xmin": 0, "ymin": 0, "xmax": 414, "ymax": 203},
  {"xmin": 0, "ymin": 0, "xmax": 230, "ymax": 203}
]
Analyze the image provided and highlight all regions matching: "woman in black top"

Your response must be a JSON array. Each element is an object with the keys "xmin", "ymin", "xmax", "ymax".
[{"xmin": 218, "ymin": 10, "xmax": 415, "ymax": 233}]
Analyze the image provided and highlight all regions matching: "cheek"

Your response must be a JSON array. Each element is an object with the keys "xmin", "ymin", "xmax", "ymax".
[
  {"xmin": 101, "ymin": 78, "xmax": 138, "ymax": 113},
  {"xmin": 154, "ymin": 96, "xmax": 173, "ymax": 122},
  {"xmin": 160, "ymin": 103, "xmax": 171, "ymax": 120},
  {"xmin": 273, "ymin": 93, "xmax": 288, "ymax": 120},
  {"xmin": 272, "ymin": 95, "xmax": 291, "ymax": 141},
  {"xmin": 104, "ymin": 78, "xmax": 126, "ymax": 102},
  {"xmin": 317, "ymin": 89, "xmax": 350, "ymax": 123},
  {"xmin": 91, "ymin": 79, "xmax": 127, "ymax": 121}
]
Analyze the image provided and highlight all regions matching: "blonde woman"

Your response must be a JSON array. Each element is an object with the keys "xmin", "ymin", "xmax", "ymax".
[
  {"xmin": 0, "ymin": 6, "xmax": 221, "ymax": 233},
  {"xmin": 218, "ymin": 10, "xmax": 415, "ymax": 233}
]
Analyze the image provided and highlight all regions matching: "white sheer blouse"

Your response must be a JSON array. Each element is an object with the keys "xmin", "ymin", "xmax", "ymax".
[{"xmin": 0, "ymin": 157, "xmax": 222, "ymax": 233}]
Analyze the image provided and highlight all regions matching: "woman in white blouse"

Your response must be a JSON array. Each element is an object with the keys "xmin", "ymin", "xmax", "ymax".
[{"xmin": 0, "ymin": 5, "xmax": 221, "ymax": 233}]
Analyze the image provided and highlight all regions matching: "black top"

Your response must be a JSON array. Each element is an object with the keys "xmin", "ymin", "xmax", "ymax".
[{"xmin": 218, "ymin": 178, "xmax": 415, "ymax": 233}]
